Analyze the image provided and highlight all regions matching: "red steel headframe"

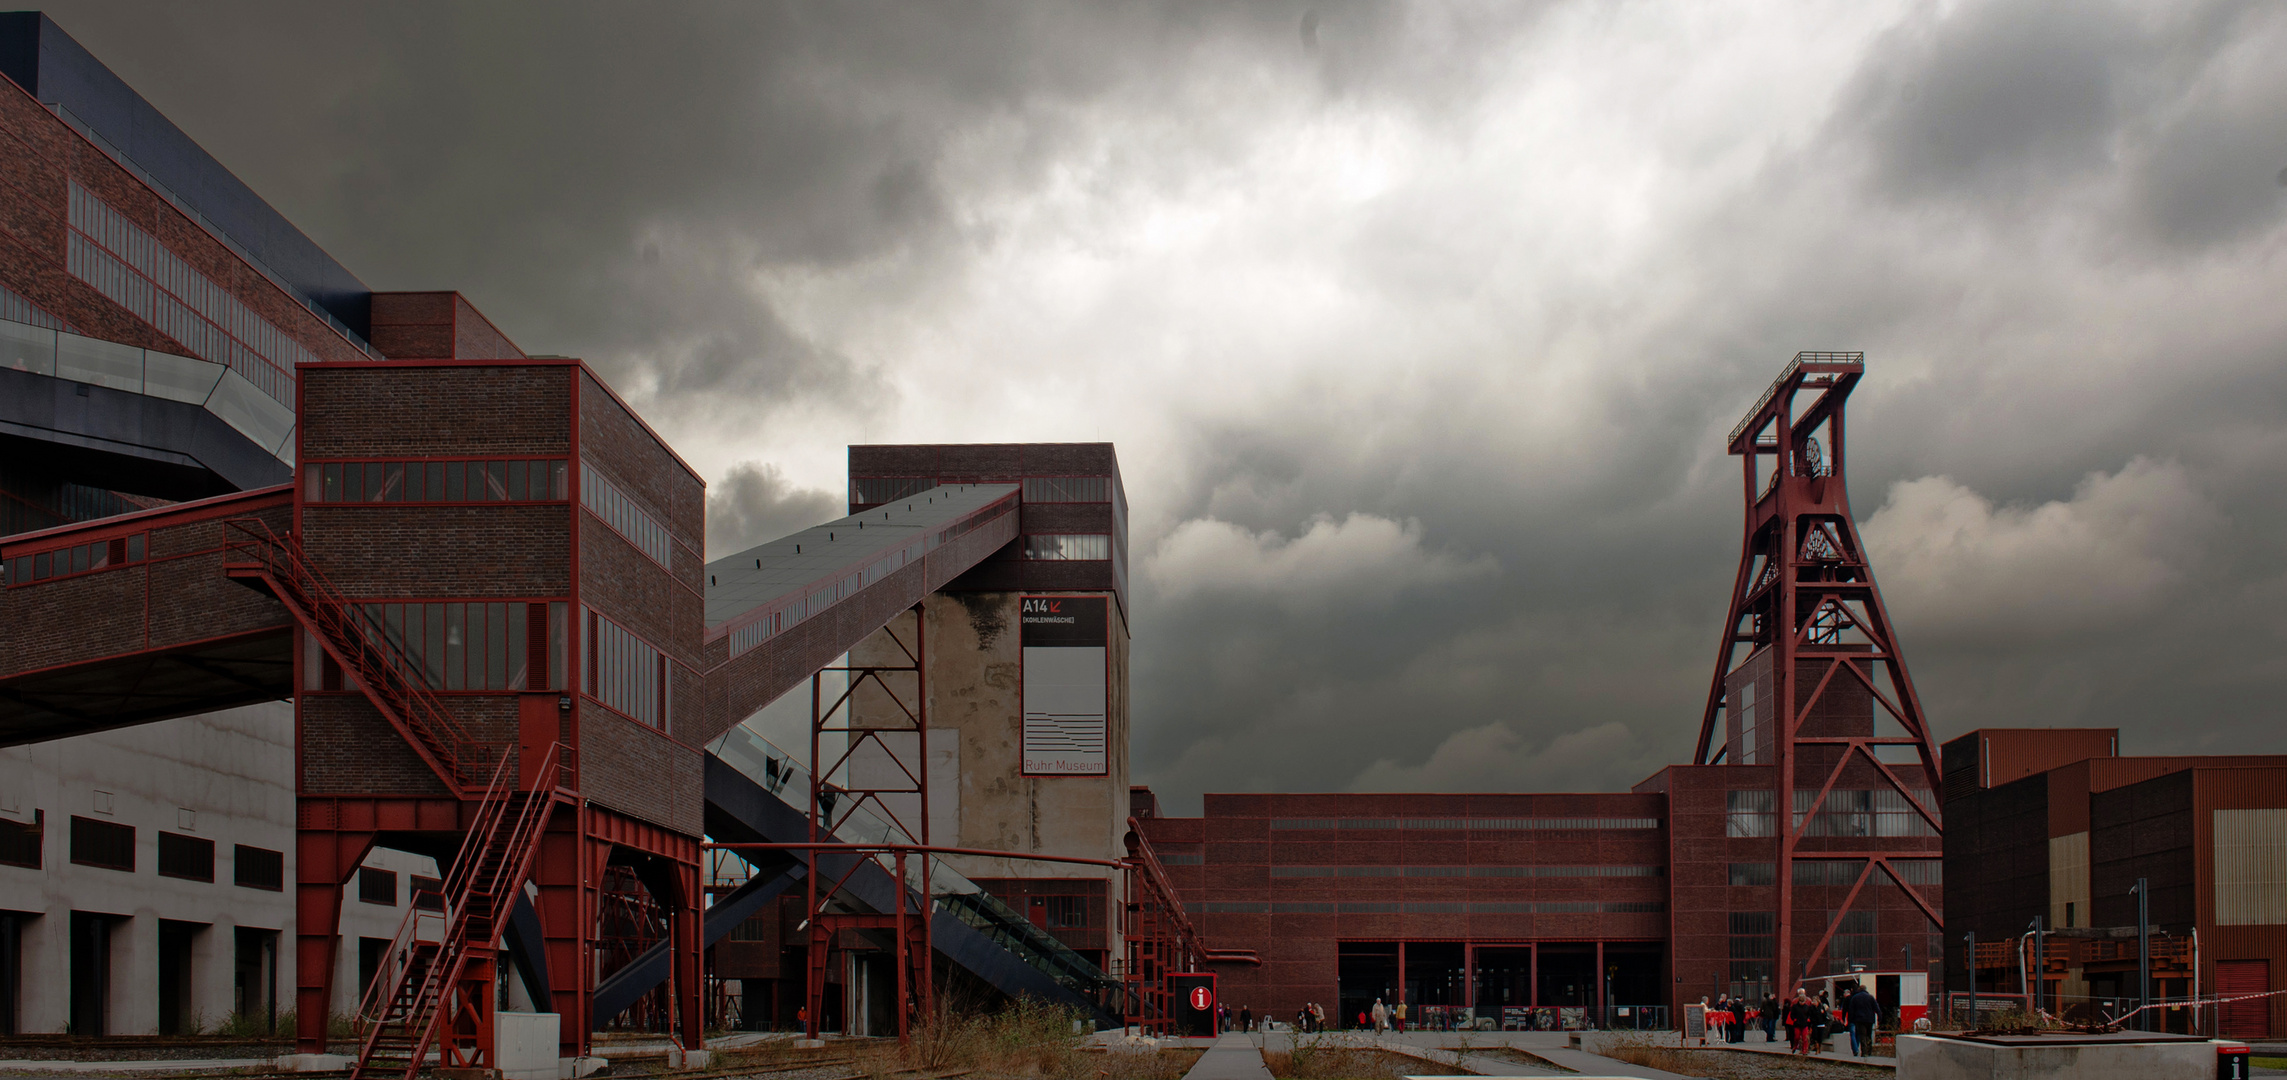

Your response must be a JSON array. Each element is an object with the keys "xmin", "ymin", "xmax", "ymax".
[{"xmin": 1695, "ymin": 352, "xmax": 1944, "ymax": 991}]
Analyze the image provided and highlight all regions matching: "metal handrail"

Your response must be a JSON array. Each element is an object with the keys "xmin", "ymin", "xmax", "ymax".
[
  {"xmin": 222, "ymin": 518, "xmax": 485, "ymax": 785},
  {"xmin": 1728, "ymin": 351, "xmax": 1865, "ymax": 448}
]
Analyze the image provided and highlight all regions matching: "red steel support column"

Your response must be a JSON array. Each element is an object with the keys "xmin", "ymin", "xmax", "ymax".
[
  {"xmin": 1595, "ymin": 940, "xmax": 1606, "ymax": 1028},
  {"xmin": 537, "ymin": 809, "xmax": 588, "ymax": 1057},
  {"xmin": 293, "ymin": 822, "xmax": 372, "ymax": 1052},
  {"xmin": 674, "ymin": 857, "xmax": 703, "ymax": 1050}
]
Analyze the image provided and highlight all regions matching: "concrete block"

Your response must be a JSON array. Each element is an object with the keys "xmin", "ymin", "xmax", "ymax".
[
  {"xmin": 495, "ymin": 1012, "xmax": 560, "ymax": 1080},
  {"xmin": 794, "ymin": 1039, "xmax": 827, "ymax": 1049},
  {"xmin": 664, "ymin": 1047, "xmax": 713, "ymax": 1070},
  {"xmin": 559, "ymin": 1057, "xmax": 609, "ymax": 1079},
  {"xmin": 1895, "ymin": 1031, "xmax": 2226, "ymax": 1080},
  {"xmin": 272, "ymin": 1054, "xmax": 355, "ymax": 1072}
]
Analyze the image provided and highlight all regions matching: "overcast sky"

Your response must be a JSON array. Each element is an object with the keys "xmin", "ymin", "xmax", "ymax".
[{"xmin": 42, "ymin": 0, "xmax": 2287, "ymax": 812}]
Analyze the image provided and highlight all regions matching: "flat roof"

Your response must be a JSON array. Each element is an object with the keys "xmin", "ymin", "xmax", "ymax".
[{"xmin": 703, "ymin": 483, "xmax": 1016, "ymax": 630}]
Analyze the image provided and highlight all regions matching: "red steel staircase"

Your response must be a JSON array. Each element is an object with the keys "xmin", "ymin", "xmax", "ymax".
[
  {"xmin": 222, "ymin": 520, "xmax": 567, "ymax": 1076},
  {"xmin": 222, "ymin": 518, "xmax": 481, "ymax": 788},
  {"xmin": 350, "ymin": 744, "xmax": 563, "ymax": 1080}
]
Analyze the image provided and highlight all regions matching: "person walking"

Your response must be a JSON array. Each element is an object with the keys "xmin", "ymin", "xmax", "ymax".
[
  {"xmin": 1762, "ymin": 993, "xmax": 1779, "ymax": 1042},
  {"xmin": 1785, "ymin": 989, "xmax": 1817, "ymax": 1054},
  {"xmin": 1844, "ymin": 984, "xmax": 1879, "ymax": 1057},
  {"xmin": 1313, "ymin": 1002, "xmax": 1326, "ymax": 1033},
  {"xmin": 1239, "ymin": 1005, "xmax": 1252, "ymax": 1034},
  {"xmin": 1371, "ymin": 997, "xmax": 1389, "ymax": 1033},
  {"xmin": 1393, "ymin": 1000, "xmax": 1407, "ymax": 1033}
]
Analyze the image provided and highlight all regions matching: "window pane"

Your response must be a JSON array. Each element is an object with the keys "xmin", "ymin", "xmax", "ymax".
[
  {"xmin": 487, "ymin": 602, "xmax": 508, "ymax": 691},
  {"xmin": 549, "ymin": 602, "xmax": 567, "ymax": 692},
  {"xmin": 126, "ymin": 534, "xmax": 144, "ymax": 562},
  {"xmin": 486, "ymin": 461, "xmax": 508, "ymax": 501},
  {"xmin": 71, "ymin": 546, "xmax": 87, "ymax": 573},
  {"xmin": 427, "ymin": 463, "xmax": 446, "ymax": 502},
  {"xmin": 343, "ymin": 462, "xmax": 363, "ymax": 502},
  {"xmin": 33, "ymin": 552, "xmax": 49, "ymax": 579},
  {"xmin": 550, "ymin": 460, "xmax": 568, "ymax": 499},
  {"xmin": 364, "ymin": 462, "xmax": 385, "ymax": 502},
  {"xmin": 424, "ymin": 604, "xmax": 446, "ymax": 689},
  {"xmin": 382, "ymin": 463, "xmax": 403, "ymax": 502},
  {"xmin": 506, "ymin": 460, "xmax": 528, "ymax": 502},
  {"xmin": 507, "ymin": 602, "xmax": 528, "ymax": 690},
  {"xmin": 444, "ymin": 461, "xmax": 465, "ymax": 502},
  {"xmin": 445, "ymin": 603, "xmax": 465, "ymax": 690},
  {"xmin": 403, "ymin": 460, "xmax": 425, "ymax": 502}
]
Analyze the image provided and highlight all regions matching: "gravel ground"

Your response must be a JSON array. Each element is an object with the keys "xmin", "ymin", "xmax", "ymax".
[{"xmin": 0, "ymin": 1043, "xmax": 288, "ymax": 1063}]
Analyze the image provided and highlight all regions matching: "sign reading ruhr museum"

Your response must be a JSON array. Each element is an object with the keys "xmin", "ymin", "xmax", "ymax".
[{"xmin": 1020, "ymin": 595, "xmax": 1107, "ymax": 776}]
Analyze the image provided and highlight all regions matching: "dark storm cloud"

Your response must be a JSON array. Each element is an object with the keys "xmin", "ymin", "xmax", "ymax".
[
  {"xmin": 34, "ymin": 1, "xmax": 2287, "ymax": 810},
  {"xmin": 705, "ymin": 462, "xmax": 842, "ymax": 560}
]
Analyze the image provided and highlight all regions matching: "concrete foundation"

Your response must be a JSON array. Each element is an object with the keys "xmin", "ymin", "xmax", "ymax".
[
  {"xmin": 494, "ymin": 1012, "xmax": 559, "ymax": 1080},
  {"xmin": 1896, "ymin": 1032, "xmax": 2235, "ymax": 1079}
]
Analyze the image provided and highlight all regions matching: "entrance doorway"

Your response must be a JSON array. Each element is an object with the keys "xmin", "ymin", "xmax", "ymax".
[
  {"xmin": 158, "ymin": 920, "xmax": 204, "ymax": 1035},
  {"xmin": 69, "ymin": 912, "xmax": 115, "ymax": 1035},
  {"xmin": 234, "ymin": 928, "xmax": 279, "ymax": 1033}
]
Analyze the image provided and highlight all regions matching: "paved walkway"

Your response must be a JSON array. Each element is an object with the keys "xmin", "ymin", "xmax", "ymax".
[{"xmin": 1178, "ymin": 1033, "xmax": 1274, "ymax": 1080}]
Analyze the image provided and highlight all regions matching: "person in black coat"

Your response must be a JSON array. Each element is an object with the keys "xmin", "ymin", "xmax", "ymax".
[
  {"xmin": 1844, "ymin": 986, "xmax": 1880, "ymax": 1056},
  {"xmin": 1761, "ymin": 993, "xmax": 1779, "ymax": 1042}
]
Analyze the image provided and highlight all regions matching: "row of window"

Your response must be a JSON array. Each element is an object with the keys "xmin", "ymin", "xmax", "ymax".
[
  {"xmin": 588, "ymin": 609, "xmax": 669, "ymax": 728},
  {"xmin": 582, "ymin": 463, "xmax": 672, "ymax": 566},
  {"xmin": 0, "ymin": 281, "xmax": 70, "ymax": 331},
  {"xmin": 333, "ymin": 602, "xmax": 567, "ymax": 693},
  {"xmin": 1726, "ymin": 860, "xmax": 1943, "ymax": 887},
  {"xmin": 1194, "ymin": 901, "xmax": 1666, "ymax": 914},
  {"xmin": 0, "ymin": 812, "xmax": 284, "ymax": 889},
  {"xmin": 1268, "ymin": 817, "xmax": 1661, "ymax": 831},
  {"xmin": 1022, "ymin": 533, "xmax": 1111, "ymax": 561},
  {"xmin": 3, "ymin": 532, "xmax": 147, "ymax": 587},
  {"xmin": 1267, "ymin": 865, "xmax": 1662, "ymax": 878},
  {"xmin": 355, "ymin": 866, "xmax": 444, "ymax": 910},
  {"xmin": 1724, "ymin": 789, "xmax": 1939, "ymax": 838},
  {"xmin": 308, "ymin": 459, "xmax": 569, "ymax": 504},
  {"xmin": 68, "ymin": 183, "xmax": 316, "ymax": 406},
  {"xmin": 850, "ymin": 475, "xmax": 1122, "ymax": 506}
]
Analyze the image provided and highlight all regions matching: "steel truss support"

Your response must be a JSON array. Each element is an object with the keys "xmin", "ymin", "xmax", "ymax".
[
  {"xmin": 806, "ymin": 606, "xmax": 930, "ymax": 1043},
  {"xmin": 1696, "ymin": 353, "xmax": 1944, "ymax": 994}
]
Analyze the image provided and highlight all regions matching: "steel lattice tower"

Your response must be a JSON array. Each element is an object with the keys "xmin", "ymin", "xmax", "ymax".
[{"xmin": 1696, "ymin": 352, "xmax": 1945, "ymax": 991}]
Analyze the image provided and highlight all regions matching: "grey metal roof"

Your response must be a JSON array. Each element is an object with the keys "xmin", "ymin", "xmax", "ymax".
[{"xmin": 703, "ymin": 483, "xmax": 1017, "ymax": 630}]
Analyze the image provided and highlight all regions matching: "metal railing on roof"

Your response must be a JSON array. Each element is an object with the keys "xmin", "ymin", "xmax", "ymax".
[{"xmin": 1728, "ymin": 351, "xmax": 1865, "ymax": 448}]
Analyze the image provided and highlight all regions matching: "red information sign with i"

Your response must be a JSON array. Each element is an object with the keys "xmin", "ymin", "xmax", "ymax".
[{"xmin": 1190, "ymin": 985, "xmax": 1214, "ymax": 1012}]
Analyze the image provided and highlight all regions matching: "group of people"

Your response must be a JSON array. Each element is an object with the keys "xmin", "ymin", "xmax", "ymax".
[
  {"xmin": 1214, "ymin": 1002, "xmax": 1269, "ymax": 1033},
  {"xmin": 1292, "ymin": 1002, "xmax": 1329, "ymax": 1032},
  {"xmin": 1363, "ymin": 997, "xmax": 1409, "ymax": 1032},
  {"xmin": 1704, "ymin": 985, "xmax": 1881, "ymax": 1056}
]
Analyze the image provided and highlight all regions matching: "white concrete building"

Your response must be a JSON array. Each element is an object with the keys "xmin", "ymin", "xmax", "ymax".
[{"xmin": 0, "ymin": 704, "xmax": 432, "ymax": 1035}]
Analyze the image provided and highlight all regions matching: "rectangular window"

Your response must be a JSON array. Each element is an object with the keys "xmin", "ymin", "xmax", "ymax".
[
  {"xmin": 0, "ymin": 813, "xmax": 40, "ymax": 868},
  {"xmin": 1737, "ymin": 680, "xmax": 1759, "ymax": 765},
  {"xmin": 1022, "ymin": 533, "xmax": 1111, "ymax": 561},
  {"xmin": 1829, "ymin": 910, "xmax": 1877, "ymax": 965},
  {"xmin": 358, "ymin": 867, "xmax": 397, "ymax": 906},
  {"xmin": 157, "ymin": 831, "xmax": 214, "ymax": 881},
  {"xmin": 349, "ymin": 601, "xmax": 563, "ymax": 692},
  {"xmin": 234, "ymin": 844, "xmax": 285, "ymax": 891},
  {"xmin": 1021, "ymin": 477, "xmax": 1112, "ymax": 503},
  {"xmin": 1726, "ymin": 789, "xmax": 1776, "ymax": 838},
  {"xmin": 1793, "ymin": 789, "xmax": 1938, "ymax": 837},
  {"xmin": 1729, "ymin": 862, "xmax": 1776, "ymax": 886},
  {"xmin": 69, "ymin": 815, "xmax": 134, "ymax": 871},
  {"xmin": 586, "ymin": 609, "xmax": 668, "ymax": 727},
  {"xmin": 581, "ymin": 463, "xmax": 674, "ymax": 567},
  {"xmin": 306, "ymin": 459, "xmax": 566, "ymax": 504},
  {"xmin": 410, "ymin": 875, "xmax": 445, "ymax": 912},
  {"xmin": 1044, "ymin": 895, "xmax": 1092, "ymax": 929},
  {"xmin": 4, "ymin": 533, "xmax": 149, "ymax": 587}
]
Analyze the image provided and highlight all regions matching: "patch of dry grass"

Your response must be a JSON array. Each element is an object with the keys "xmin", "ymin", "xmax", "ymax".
[{"xmin": 1261, "ymin": 1036, "xmax": 1422, "ymax": 1080}]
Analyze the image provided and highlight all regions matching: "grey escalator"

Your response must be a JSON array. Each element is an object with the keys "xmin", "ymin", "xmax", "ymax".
[{"xmin": 697, "ymin": 742, "xmax": 1122, "ymax": 1027}]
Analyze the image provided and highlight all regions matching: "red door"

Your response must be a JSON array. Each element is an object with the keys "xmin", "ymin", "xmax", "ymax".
[{"xmin": 2217, "ymin": 960, "xmax": 2270, "ymax": 1038}]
